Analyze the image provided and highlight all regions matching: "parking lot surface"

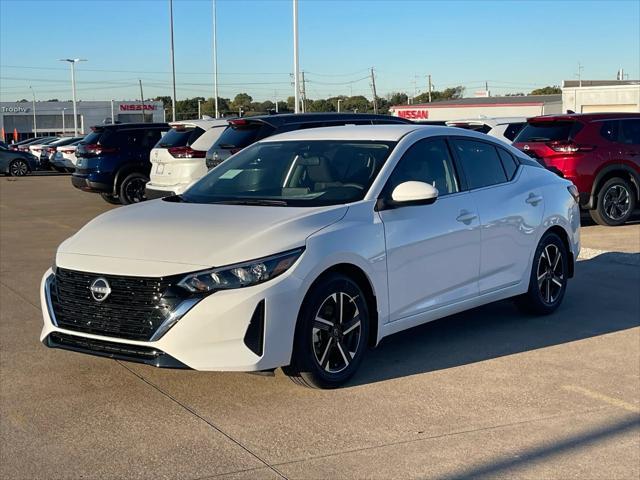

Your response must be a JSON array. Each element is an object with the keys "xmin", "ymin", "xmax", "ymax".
[{"xmin": 1, "ymin": 175, "xmax": 639, "ymax": 480}]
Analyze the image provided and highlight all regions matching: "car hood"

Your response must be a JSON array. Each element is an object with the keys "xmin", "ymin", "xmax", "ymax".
[{"xmin": 57, "ymin": 199, "xmax": 347, "ymax": 275}]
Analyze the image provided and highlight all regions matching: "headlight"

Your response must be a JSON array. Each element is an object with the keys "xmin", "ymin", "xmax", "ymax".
[{"xmin": 178, "ymin": 248, "xmax": 304, "ymax": 294}]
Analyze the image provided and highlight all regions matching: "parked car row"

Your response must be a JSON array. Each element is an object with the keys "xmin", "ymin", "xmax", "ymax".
[{"xmin": 2, "ymin": 135, "xmax": 85, "ymax": 176}]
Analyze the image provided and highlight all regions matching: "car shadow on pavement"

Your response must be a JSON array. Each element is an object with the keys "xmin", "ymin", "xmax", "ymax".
[{"xmin": 350, "ymin": 252, "xmax": 640, "ymax": 387}]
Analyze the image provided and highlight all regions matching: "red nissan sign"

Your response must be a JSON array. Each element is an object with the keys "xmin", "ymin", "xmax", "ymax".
[
  {"xmin": 397, "ymin": 109, "xmax": 429, "ymax": 119},
  {"xmin": 119, "ymin": 104, "xmax": 157, "ymax": 111}
]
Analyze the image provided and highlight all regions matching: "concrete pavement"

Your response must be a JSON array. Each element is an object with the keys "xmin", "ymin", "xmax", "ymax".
[{"xmin": 1, "ymin": 176, "xmax": 638, "ymax": 479}]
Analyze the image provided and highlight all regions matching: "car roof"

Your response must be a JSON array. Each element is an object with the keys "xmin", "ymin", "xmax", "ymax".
[
  {"xmin": 94, "ymin": 122, "xmax": 169, "ymax": 130},
  {"xmin": 259, "ymin": 124, "xmax": 440, "ymax": 142},
  {"xmin": 446, "ymin": 116, "xmax": 527, "ymax": 126},
  {"xmin": 233, "ymin": 112, "xmax": 412, "ymax": 127},
  {"xmin": 528, "ymin": 112, "xmax": 640, "ymax": 123},
  {"xmin": 169, "ymin": 118, "xmax": 228, "ymax": 130}
]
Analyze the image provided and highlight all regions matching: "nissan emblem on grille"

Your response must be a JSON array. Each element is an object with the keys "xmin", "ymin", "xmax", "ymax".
[{"xmin": 89, "ymin": 277, "xmax": 111, "ymax": 302}]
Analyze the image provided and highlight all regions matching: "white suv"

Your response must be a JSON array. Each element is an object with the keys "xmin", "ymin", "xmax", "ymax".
[
  {"xmin": 145, "ymin": 119, "xmax": 228, "ymax": 199},
  {"xmin": 446, "ymin": 117, "xmax": 527, "ymax": 144}
]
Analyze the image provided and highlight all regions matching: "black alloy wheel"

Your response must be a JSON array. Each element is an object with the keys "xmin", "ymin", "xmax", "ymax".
[
  {"xmin": 284, "ymin": 273, "xmax": 370, "ymax": 388},
  {"xmin": 119, "ymin": 172, "xmax": 149, "ymax": 205},
  {"xmin": 9, "ymin": 159, "xmax": 29, "ymax": 177}
]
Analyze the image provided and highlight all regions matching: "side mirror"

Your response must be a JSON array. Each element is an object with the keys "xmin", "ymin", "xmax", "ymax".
[{"xmin": 389, "ymin": 181, "xmax": 439, "ymax": 207}]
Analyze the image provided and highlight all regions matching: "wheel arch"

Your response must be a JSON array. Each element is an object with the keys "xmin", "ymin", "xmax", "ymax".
[
  {"xmin": 544, "ymin": 225, "xmax": 574, "ymax": 278},
  {"xmin": 113, "ymin": 163, "xmax": 149, "ymax": 196},
  {"xmin": 590, "ymin": 164, "xmax": 640, "ymax": 208},
  {"xmin": 299, "ymin": 263, "xmax": 380, "ymax": 349}
]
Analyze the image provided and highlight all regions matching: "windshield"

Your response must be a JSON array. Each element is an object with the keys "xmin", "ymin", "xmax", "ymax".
[{"xmin": 181, "ymin": 140, "xmax": 396, "ymax": 206}]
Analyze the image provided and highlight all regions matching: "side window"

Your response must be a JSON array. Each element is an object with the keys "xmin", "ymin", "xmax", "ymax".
[
  {"xmin": 619, "ymin": 119, "xmax": 640, "ymax": 145},
  {"xmin": 497, "ymin": 148, "xmax": 518, "ymax": 180},
  {"xmin": 503, "ymin": 123, "xmax": 525, "ymax": 141},
  {"xmin": 384, "ymin": 138, "xmax": 459, "ymax": 197},
  {"xmin": 600, "ymin": 121, "xmax": 619, "ymax": 142},
  {"xmin": 452, "ymin": 139, "xmax": 507, "ymax": 189}
]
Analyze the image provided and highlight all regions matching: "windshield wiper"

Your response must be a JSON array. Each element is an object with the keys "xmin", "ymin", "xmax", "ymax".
[{"xmin": 214, "ymin": 199, "xmax": 289, "ymax": 206}]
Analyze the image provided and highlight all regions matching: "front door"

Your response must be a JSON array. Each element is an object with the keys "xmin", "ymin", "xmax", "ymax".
[{"xmin": 378, "ymin": 138, "xmax": 481, "ymax": 322}]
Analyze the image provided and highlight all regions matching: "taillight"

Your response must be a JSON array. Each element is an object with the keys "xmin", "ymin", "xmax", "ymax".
[
  {"xmin": 79, "ymin": 143, "xmax": 118, "ymax": 157},
  {"xmin": 60, "ymin": 149, "xmax": 74, "ymax": 154},
  {"xmin": 546, "ymin": 141, "xmax": 595, "ymax": 153},
  {"xmin": 167, "ymin": 146, "xmax": 205, "ymax": 158}
]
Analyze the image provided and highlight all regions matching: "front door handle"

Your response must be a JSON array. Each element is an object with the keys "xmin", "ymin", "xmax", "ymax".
[
  {"xmin": 456, "ymin": 210, "xmax": 478, "ymax": 224},
  {"xmin": 526, "ymin": 193, "xmax": 543, "ymax": 206}
]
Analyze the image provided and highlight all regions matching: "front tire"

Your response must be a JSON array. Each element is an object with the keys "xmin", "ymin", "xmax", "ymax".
[
  {"xmin": 516, "ymin": 232, "xmax": 568, "ymax": 315},
  {"xmin": 589, "ymin": 177, "xmax": 636, "ymax": 226},
  {"xmin": 283, "ymin": 273, "xmax": 369, "ymax": 388},
  {"xmin": 9, "ymin": 159, "xmax": 29, "ymax": 177},
  {"xmin": 119, "ymin": 172, "xmax": 148, "ymax": 205}
]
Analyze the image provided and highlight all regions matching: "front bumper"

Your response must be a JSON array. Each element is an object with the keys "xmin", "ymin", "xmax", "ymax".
[{"xmin": 40, "ymin": 267, "xmax": 304, "ymax": 371}]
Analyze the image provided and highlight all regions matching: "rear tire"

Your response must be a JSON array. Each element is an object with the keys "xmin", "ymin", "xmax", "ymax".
[
  {"xmin": 100, "ymin": 193, "xmax": 121, "ymax": 205},
  {"xmin": 589, "ymin": 177, "xmax": 635, "ymax": 226},
  {"xmin": 9, "ymin": 159, "xmax": 29, "ymax": 177},
  {"xmin": 119, "ymin": 172, "xmax": 148, "ymax": 205},
  {"xmin": 283, "ymin": 273, "xmax": 369, "ymax": 389},
  {"xmin": 515, "ymin": 232, "xmax": 568, "ymax": 315}
]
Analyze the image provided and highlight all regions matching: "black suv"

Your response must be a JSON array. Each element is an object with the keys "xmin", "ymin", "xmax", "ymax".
[
  {"xmin": 205, "ymin": 113, "xmax": 412, "ymax": 168},
  {"xmin": 72, "ymin": 123, "xmax": 169, "ymax": 204}
]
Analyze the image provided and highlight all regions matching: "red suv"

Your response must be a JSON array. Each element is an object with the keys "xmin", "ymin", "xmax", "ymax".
[{"xmin": 513, "ymin": 113, "xmax": 640, "ymax": 226}]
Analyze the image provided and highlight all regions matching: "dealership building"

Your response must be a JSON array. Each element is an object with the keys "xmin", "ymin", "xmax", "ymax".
[
  {"xmin": 562, "ymin": 80, "xmax": 640, "ymax": 113},
  {"xmin": 0, "ymin": 100, "xmax": 165, "ymax": 141},
  {"xmin": 389, "ymin": 94, "xmax": 563, "ymax": 121}
]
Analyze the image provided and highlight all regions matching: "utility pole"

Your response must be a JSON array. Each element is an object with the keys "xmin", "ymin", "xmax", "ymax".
[
  {"xmin": 198, "ymin": 99, "xmax": 202, "ymax": 119},
  {"xmin": 293, "ymin": 0, "xmax": 300, "ymax": 113},
  {"xmin": 427, "ymin": 74, "xmax": 432, "ymax": 102},
  {"xmin": 169, "ymin": 0, "xmax": 177, "ymax": 121},
  {"xmin": 301, "ymin": 70, "xmax": 307, "ymax": 113},
  {"xmin": 139, "ymin": 79, "xmax": 146, "ymax": 122},
  {"xmin": 337, "ymin": 98, "xmax": 342, "ymax": 112},
  {"xmin": 576, "ymin": 62, "xmax": 584, "ymax": 87},
  {"xmin": 212, "ymin": 0, "xmax": 219, "ymax": 118},
  {"xmin": 411, "ymin": 75, "xmax": 418, "ymax": 97},
  {"xmin": 29, "ymin": 86, "xmax": 37, "ymax": 136},
  {"xmin": 370, "ymin": 67, "xmax": 378, "ymax": 114},
  {"xmin": 110, "ymin": 99, "xmax": 115, "ymax": 124}
]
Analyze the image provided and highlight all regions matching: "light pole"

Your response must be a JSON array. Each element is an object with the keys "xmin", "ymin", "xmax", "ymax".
[
  {"xmin": 337, "ymin": 99, "xmax": 342, "ymax": 113},
  {"xmin": 198, "ymin": 99, "xmax": 202, "ymax": 119},
  {"xmin": 169, "ymin": 0, "xmax": 177, "ymax": 121},
  {"xmin": 293, "ymin": 0, "xmax": 300, "ymax": 113},
  {"xmin": 60, "ymin": 58, "xmax": 86, "ymax": 135},
  {"xmin": 29, "ymin": 86, "xmax": 37, "ymax": 136},
  {"xmin": 61, "ymin": 108, "xmax": 66, "ymax": 134},
  {"xmin": 110, "ymin": 99, "xmax": 115, "ymax": 124},
  {"xmin": 212, "ymin": 0, "xmax": 219, "ymax": 118}
]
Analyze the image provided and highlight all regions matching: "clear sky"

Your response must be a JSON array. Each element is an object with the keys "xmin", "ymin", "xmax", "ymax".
[{"xmin": 1, "ymin": 0, "xmax": 639, "ymax": 103}]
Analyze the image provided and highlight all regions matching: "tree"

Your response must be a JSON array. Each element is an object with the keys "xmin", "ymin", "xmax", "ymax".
[
  {"xmin": 387, "ymin": 92, "xmax": 408, "ymax": 106},
  {"xmin": 308, "ymin": 99, "xmax": 335, "ymax": 112},
  {"xmin": 530, "ymin": 85, "xmax": 562, "ymax": 95},
  {"xmin": 232, "ymin": 93, "xmax": 253, "ymax": 110}
]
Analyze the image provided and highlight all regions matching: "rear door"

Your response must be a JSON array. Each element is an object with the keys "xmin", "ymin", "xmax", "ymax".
[
  {"xmin": 451, "ymin": 138, "xmax": 544, "ymax": 293},
  {"xmin": 379, "ymin": 137, "xmax": 481, "ymax": 321}
]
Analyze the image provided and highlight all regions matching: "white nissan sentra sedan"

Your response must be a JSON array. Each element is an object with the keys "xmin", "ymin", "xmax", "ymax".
[{"xmin": 40, "ymin": 125, "xmax": 580, "ymax": 388}]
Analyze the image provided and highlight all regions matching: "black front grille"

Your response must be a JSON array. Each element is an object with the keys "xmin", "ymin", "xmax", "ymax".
[{"xmin": 50, "ymin": 268, "xmax": 180, "ymax": 341}]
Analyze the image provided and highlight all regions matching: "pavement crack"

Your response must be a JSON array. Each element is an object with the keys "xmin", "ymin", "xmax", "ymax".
[{"xmin": 116, "ymin": 361, "xmax": 289, "ymax": 480}]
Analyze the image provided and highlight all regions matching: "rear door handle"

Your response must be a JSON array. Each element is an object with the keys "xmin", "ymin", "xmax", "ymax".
[
  {"xmin": 456, "ymin": 210, "xmax": 478, "ymax": 224},
  {"xmin": 526, "ymin": 193, "xmax": 543, "ymax": 206}
]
